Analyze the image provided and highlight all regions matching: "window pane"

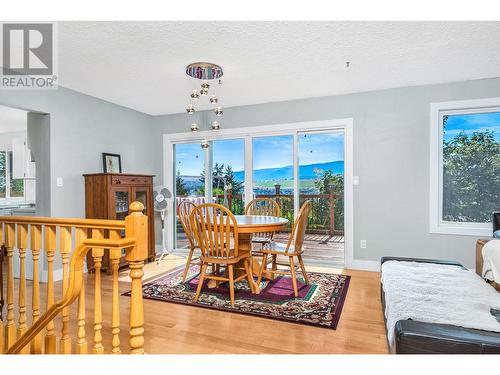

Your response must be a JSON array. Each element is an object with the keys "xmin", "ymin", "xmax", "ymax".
[
  {"xmin": 298, "ymin": 132, "xmax": 344, "ymax": 233},
  {"xmin": 174, "ymin": 142, "xmax": 205, "ymax": 249},
  {"xmin": 0, "ymin": 152, "xmax": 5, "ymax": 198},
  {"xmin": 253, "ymin": 135, "xmax": 294, "ymax": 228},
  {"xmin": 442, "ymin": 111, "xmax": 500, "ymax": 223},
  {"xmin": 174, "ymin": 143, "xmax": 205, "ymax": 197},
  {"xmin": 213, "ymin": 139, "xmax": 245, "ymax": 214},
  {"xmin": 8, "ymin": 151, "xmax": 24, "ymax": 198}
]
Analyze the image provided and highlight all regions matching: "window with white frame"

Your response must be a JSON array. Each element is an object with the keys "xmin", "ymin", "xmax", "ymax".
[
  {"xmin": 0, "ymin": 151, "xmax": 24, "ymax": 200},
  {"xmin": 430, "ymin": 98, "xmax": 500, "ymax": 236}
]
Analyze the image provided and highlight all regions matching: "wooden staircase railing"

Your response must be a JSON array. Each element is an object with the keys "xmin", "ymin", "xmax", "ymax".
[{"xmin": 0, "ymin": 201, "xmax": 148, "ymax": 354}]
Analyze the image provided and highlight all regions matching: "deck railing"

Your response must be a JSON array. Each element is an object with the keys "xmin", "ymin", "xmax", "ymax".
[{"xmin": 181, "ymin": 191, "xmax": 344, "ymax": 235}]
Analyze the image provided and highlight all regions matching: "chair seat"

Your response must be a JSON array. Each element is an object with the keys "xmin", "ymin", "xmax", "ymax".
[
  {"xmin": 262, "ymin": 242, "xmax": 298, "ymax": 255},
  {"xmin": 201, "ymin": 250, "xmax": 252, "ymax": 264}
]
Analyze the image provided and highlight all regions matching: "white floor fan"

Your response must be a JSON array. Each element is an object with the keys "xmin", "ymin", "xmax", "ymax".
[{"xmin": 154, "ymin": 186, "xmax": 172, "ymax": 263}]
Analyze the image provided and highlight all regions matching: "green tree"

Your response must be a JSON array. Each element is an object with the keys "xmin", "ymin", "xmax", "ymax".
[
  {"xmin": 313, "ymin": 169, "xmax": 344, "ymax": 232},
  {"xmin": 10, "ymin": 179, "xmax": 24, "ymax": 197},
  {"xmin": 197, "ymin": 163, "xmax": 245, "ymax": 214},
  {"xmin": 199, "ymin": 163, "xmax": 225, "ymax": 192},
  {"xmin": 223, "ymin": 165, "xmax": 244, "ymax": 195},
  {"xmin": 197, "ymin": 163, "xmax": 244, "ymax": 195},
  {"xmin": 442, "ymin": 127, "xmax": 500, "ymax": 223},
  {"xmin": 314, "ymin": 169, "xmax": 344, "ymax": 195},
  {"xmin": 175, "ymin": 170, "xmax": 188, "ymax": 196}
]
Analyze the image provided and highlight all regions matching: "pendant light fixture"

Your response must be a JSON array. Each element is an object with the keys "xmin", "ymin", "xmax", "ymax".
[{"xmin": 185, "ymin": 62, "xmax": 224, "ymax": 142}]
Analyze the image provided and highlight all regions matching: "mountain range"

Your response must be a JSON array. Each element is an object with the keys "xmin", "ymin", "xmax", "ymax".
[{"xmin": 234, "ymin": 160, "xmax": 344, "ymax": 182}]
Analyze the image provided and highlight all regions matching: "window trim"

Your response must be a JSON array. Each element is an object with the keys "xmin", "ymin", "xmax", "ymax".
[
  {"xmin": 429, "ymin": 97, "xmax": 500, "ymax": 236},
  {"xmin": 164, "ymin": 118, "xmax": 355, "ymax": 267}
]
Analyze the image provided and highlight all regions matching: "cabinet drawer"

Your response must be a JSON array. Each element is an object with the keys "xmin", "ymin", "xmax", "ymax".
[{"xmin": 111, "ymin": 175, "xmax": 151, "ymax": 185}]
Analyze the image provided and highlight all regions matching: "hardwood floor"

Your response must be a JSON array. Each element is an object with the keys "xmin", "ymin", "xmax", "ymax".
[
  {"xmin": 117, "ymin": 259, "xmax": 388, "ymax": 354},
  {"xmin": 2, "ymin": 256, "xmax": 388, "ymax": 354}
]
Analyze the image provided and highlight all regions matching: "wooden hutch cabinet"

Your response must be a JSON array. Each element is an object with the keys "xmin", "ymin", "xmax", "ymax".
[{"xmin": 83, "ymin": 173, "xmax": 156, "ymax": 272}]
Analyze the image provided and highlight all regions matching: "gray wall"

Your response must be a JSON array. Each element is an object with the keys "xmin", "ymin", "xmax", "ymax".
[
  {"xmin": 0, "ymin": 87, "xmax": 155, "ymax": 219},
  {"xmin": 0, "ymin": 87, "xmax": 155, "ymax": 278},
  {"xmin": 151, "ymin": 78, "xmax": 500, "ymax": 268},
  {"xmin": 2, "ymin": 78, "xmax": 498, "ymax": 269}
]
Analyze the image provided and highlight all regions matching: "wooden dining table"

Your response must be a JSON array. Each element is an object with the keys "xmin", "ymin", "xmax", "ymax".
[{"xmin": 207, "ymin": 214, "xmax": 289, "ymax": 293}]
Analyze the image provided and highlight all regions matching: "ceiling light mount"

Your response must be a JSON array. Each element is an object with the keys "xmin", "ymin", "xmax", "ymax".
[{"xmin": 186, "ymin": 62, "xmax": 223, "ymax": 80}]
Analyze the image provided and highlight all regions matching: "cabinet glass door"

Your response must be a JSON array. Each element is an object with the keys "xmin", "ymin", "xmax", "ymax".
[
  {"xmin": 133, "ymin": 188, "xmax": 148, "ymax": 216},
  {"xmin": 113, "ymin": 188, "xmax": 130, "ymax": 220}
]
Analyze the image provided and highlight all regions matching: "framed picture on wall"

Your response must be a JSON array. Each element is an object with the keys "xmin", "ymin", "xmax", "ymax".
[{"xmin": 102, "ymin": 153, "xmax": 122, "ymax": 173}]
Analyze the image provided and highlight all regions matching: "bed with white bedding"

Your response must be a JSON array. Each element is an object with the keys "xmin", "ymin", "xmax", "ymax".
[{"xmin": 380, "ymin": 256, "xmax": 500, "ymax": 354}]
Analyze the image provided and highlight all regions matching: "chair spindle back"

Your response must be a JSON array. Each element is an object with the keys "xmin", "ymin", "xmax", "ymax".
[
  {"xmin": 286, "ymin": 200, "xmax": 312, "ymax": 254},
  {"xmin": 190, "ymin": 203, "xmax": 238, "ymax": 259},
  {"xmin": 245, "ymin": 198, "xmax": 282, "ymax": 240},
  {"xmin": 177, "ymin": 201, "xmax": 197, "ymax": 248}
]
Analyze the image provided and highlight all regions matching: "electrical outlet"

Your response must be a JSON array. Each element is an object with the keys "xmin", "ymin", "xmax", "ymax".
[{"xmin": 360, "ymin": 240, "xmax": 367, "ymax": 249}]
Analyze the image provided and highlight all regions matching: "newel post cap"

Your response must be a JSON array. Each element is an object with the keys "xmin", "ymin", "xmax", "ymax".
[{"xmin": 129, "ymin": 201, "xmax": 145, "ymax": 214}]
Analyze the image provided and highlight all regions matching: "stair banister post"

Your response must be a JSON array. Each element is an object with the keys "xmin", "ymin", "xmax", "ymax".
[
  {"xmin": 0, "ymin": 223, "xmax": 4, "ymax": 354},
  {"xmin": 125, "ymin": 201, "xmax": 148, "ymax": 354},
  {"xmin": 5, "ymin": 223, "xmax": 16, "ymax": 349}
]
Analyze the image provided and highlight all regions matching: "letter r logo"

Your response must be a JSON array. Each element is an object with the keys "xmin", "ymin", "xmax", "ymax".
[{"xmin": 2, "ymin": 23, "xmax": 53, "ymax": 75}]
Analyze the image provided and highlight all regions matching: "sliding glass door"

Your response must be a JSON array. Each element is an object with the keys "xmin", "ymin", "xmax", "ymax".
[
  {"xmin": 298, "ymin": 131, "xmax": 345, "ymax": 265},
  {"xmin": 170, "ymin": 128, "xmax": 346, "ymax": 266}
]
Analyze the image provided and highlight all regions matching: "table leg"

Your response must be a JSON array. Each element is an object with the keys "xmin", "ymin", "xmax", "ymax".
[{"xmin": 236, "ymin": 233, "xmax": 260, "ymax": 294}]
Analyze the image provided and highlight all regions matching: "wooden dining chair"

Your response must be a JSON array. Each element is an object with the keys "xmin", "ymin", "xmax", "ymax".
[
  {"xmin": 190, "ymin": 203, "xmax": 256, "ymax": 306},
  {"xmin": 257, "ymin": 200, "xmax": 312, "ymax": 297},
  {"xmin": 244, "ymin": 198, "xmax": 282, "ymax": 248},
  {"xmin": 177, "ymin": 200, "xmax": 200, "ymax": 282}
]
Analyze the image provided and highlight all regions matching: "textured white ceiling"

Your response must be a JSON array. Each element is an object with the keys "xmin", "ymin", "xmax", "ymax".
[
  {"xmin": 58, "ymin": 21, "xmax": 500, "ymax": 115},
  {"xmin": 0, "ymin": 105, "xmax": 27, "ymax": 133}
]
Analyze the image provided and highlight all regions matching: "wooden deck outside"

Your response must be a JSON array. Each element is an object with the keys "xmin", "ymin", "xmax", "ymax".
[
  {"xmin": 175, "ymin": 231, "xmax": 345, "ymax": 266},
  {"xmin": 273, "ymin": 232, "xmax": 344, "ymax": 265}
]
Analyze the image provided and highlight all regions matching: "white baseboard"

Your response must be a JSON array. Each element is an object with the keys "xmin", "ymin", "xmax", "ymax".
[
  {"xmin": 40, "ymin": 268, "xmax": 63, "ymax": 283},
  {"xmin": 348, "ymin": 260, "xmax": 380, "ymax": 272}
]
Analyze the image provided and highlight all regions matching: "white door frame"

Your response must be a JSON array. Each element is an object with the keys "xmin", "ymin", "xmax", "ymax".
[{"xmin": 163, "ymin": 118, "xmax": 354, "ymax": 268}]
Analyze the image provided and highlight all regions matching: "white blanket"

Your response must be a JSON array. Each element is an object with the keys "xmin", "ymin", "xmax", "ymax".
[
  {"xmin": 482, "ymin": 239, "xmax": 500, "ymax": 283},
  {"xmin": 381, "ymin": 260, "xmax": 500, "ymax": 349}
]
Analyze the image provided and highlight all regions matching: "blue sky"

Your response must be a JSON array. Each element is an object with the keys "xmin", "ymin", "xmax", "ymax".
[
  {"xmin": 214, "ymin": 139, "xmax": 245, "ymax": 172},
  {"xmin": 444, "ymin": 111, "xmax": 500, "ymax": 142},
  {"xmin": 175, "ymin": 143, "xmax": 204, "ymax": 176},
  {"xmin": 175, "ymin": 132, "xmax": 345, "ymax": 176},
  {"xmin": 298, "ymin": 132, "xmax": 344, "ymax": 165},
  {"xmin": 253, "ymin": 135, "xmax": 294, "ymax": 170}
]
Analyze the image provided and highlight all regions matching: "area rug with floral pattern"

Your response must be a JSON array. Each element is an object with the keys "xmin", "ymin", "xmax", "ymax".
[{"xmin": 124, "ymin": 264, "xmax": 350, "ymax": 329}]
